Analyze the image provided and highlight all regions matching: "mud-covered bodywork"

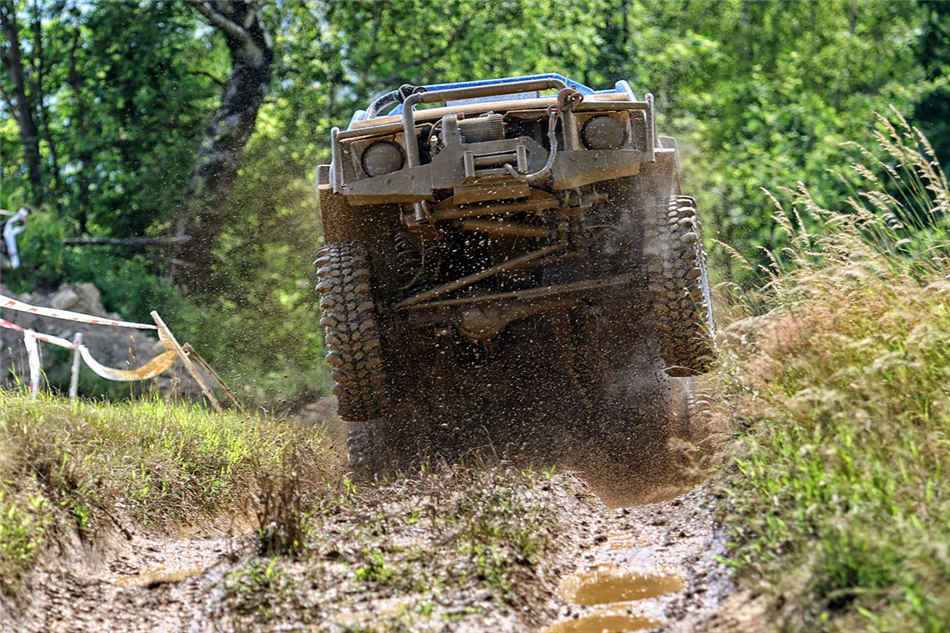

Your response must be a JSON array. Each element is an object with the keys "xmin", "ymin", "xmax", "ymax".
[{"xmin": 314, "ymin": 73, "xmax": 715, "ymax": 470}]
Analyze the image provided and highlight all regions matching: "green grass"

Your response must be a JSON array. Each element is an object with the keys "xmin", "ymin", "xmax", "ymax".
[
  {"xmin": 719, "ymin": 111, "xmax": 950, "ymax": 632},
  {"xmin": 228, "ymin": 557, "xmax": 291, "ymax": 622},
  {"xmin": 0, "ymin": 393, "xmax": 333, "ymax": 584}
]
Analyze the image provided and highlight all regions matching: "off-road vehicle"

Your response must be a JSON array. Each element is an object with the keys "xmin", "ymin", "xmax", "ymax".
[{"xmin": 315, "ymin": 74, "xmax": 715, "ymax": 471}]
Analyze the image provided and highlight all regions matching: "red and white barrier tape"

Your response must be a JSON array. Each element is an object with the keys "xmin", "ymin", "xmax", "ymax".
[
  {"xmin": 0, "ymin": 317, "xmax": 76, "ymax": 348},
  {"xmin": 0, "ymin": 293, "xmax": 158, "ymax": 329},
  {"xmin": 0, "ymin": 317, "xmax": 176, "ymax": 385},
  {"xmin": 79, "ymin": 347, "xmax": 177, "ymax": 381}
]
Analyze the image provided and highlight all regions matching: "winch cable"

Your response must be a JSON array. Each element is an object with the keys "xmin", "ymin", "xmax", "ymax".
[{"xmin": 506, "ymin": 87, "xmax": 583, "ymax": 185}]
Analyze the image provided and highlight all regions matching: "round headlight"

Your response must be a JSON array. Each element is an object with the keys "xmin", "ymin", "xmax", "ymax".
[
  {"xmin": 581, "ymin": 116, "xmax": 625, "ymax": 150},
  {"xmin": 361, "ymin": 141, "xmax": 404, "ymax": 177}
]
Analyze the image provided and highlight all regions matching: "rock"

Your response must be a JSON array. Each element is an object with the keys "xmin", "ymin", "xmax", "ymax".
[
  {"xmin": 73, "ymin": 283, "xmax": 107, "ymax": 316},
  {"xmin": 50, "ymin": 288, "xmax": 81, "ymax": 311}
]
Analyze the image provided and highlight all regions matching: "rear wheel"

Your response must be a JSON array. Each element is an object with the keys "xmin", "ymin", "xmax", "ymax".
[
  {"xmin": 644, "ymin": 195, "xmax": 716, "ymax": 377},
  {"xmin": 314, "ymin": 242, "xmax": 388, "ymax": 421}
]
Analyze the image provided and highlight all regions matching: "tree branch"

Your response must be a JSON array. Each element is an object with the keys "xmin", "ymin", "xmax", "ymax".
[
  {"xmin": 185, "ymin": 0, "xmax": 252, "ymax": 44},
  {"xmin": 188, "ymin": 69, "xmax": 226, "ymax": 87},
  {"xmin": 65, "ymin": 236, "xmax": 190, "ymax": 248},
  {"xmin": 0, "ymin": 80, "xmax": 19, "ymax": 121}
]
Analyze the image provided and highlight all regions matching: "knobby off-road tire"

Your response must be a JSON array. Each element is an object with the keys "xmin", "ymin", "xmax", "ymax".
[
  {"xmin": 314, "ymin": 242, "xmax": 388, "ymax": 421},
  {"xmin": 644, "ymin": 195, "xmax": 716, "ymax": 377}
]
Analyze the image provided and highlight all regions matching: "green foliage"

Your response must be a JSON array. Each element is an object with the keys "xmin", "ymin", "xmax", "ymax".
[
  {"xmin": 227, "ymin": 557, "xmax": 290, "ymax": 622},
  {"xmin": 1, "ymin": 0, "xmax": 944, "ymax": 404},
  {"xmin": 0, "ymin": 488, "xmax": 52, "ymax": 577},
  {"xmin": 912, "ymin": 1, "xmax": 950, "ymax": 174},
  {"xmin": 2, "ymin": 211, "xmax": 67, "ymax": 289},
  {"xmin": 720, "ymin": 115, "xmax": 950, "ymax": 632},
  {"xmin": 355, "ymin": 549, "xmax": 396, "ymax": 584},
  {"xmin": 615, "ymin": 1, "xmax": 925, "ymax": 283}
]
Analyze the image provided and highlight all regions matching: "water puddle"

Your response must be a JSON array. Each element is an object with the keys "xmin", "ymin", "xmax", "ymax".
[
  {"xmin": 544, "ymin": 562, "xmax": 684, "ymax": 632},
  {"xmin": 559, "ymin": 564, "xmax": 684, "ymax": 606},
  {"xmin": 543, "ymin": 606, "xmax": 661, "ymax": 633},
  {"xmin": 114, "ymin": 566, "xmax": 206, "ymax": 588}
]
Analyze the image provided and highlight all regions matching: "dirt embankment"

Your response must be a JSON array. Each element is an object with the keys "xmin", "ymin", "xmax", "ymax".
[{"xmin": 1, "ymin": 349, "xmax": 758, "ymax": 632}]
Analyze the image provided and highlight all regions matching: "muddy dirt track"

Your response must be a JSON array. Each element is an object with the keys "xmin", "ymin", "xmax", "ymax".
[
  {"xmin": 3, "ymin": 483, "xmax": 763, "ymax": 633},
  {"xmin": 1, "ymin": 382, "xmax": 766, "ymax": 632}
]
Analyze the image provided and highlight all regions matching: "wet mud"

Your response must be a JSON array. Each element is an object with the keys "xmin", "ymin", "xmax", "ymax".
[
  {"xmin": 543, "ymin": 484, "xmax": 737, "ymax": 633},
  {"xmin": 1, "ymin": 477, "xmax": 751, "ymax": 633},
  {"xmin": 2, "ymin": 525, "xmax": 248, "ymax": 633}
]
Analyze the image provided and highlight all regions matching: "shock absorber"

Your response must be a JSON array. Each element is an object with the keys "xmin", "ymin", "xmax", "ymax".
[{"xmin": 394, "ymin": 233, "xmax": 425, "ymax": 290}]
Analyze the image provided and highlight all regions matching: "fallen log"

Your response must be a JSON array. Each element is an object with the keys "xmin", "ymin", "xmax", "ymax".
[{"xmin": 64, "ymin": 236, "xmax": 189, "ymax": 248}]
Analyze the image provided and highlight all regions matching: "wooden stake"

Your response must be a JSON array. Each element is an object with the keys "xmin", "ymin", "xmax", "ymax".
[
  {"xmin": 182, "ymin": 343, "xmax": 243, "ymax": 411},
  {"xmin": 150, "ymin": 311, "xmax": 223, "ymax": 413}
]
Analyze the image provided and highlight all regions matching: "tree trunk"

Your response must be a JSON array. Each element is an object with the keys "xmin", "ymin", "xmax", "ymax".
[
  {"xmin": 30, "ymin": 2, "xmax": 60, "ymax": 204},
  {"xmin": 66, "ymin": 29, "xmax": 92, "ymax": 233},
  {"xmin": 0, "ymin": 0, "xmax": 44, "ymax": 203},
  {"xmin": 173, "ymin": 0, "xmax": 273, "ymax": 294}
]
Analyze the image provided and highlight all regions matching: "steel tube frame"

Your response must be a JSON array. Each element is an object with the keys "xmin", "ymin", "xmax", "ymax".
[
  {"xmin": 574, "ymin": 101, "xmax": 650, "ymax": 111},
  {"xmin": 396, "ymin": 273, "xmax": 637, "ymax": 311},
  {"xmin": 395, "ymin": 243, "xmax": 561, "ymax": 309},
  {"xmin": 456, "ymin": 219, "xmax": 555, "ymax": 239},
  {"xmin": 337, "ymin": 121, "xmax": 407, "ymax": 141},
  {"xmin": 401, "ymin": 78, "xmax": 569, "ymax": 170}
]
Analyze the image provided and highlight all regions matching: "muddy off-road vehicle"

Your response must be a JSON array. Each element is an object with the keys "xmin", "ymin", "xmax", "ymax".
[{"xmin": 315, "ymin": 74, "xmax": 715, "ymax": 471}]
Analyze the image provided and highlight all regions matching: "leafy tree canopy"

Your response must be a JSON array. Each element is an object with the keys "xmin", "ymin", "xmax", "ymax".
[{"xmin": 0, "ymin": 0, "xmax": 941, "ymax": 401}]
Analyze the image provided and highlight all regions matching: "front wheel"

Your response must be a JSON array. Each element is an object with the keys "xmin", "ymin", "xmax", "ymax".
[{"xmin": 314, "ymin": 241, "xmax": 388, "ymax": 421}]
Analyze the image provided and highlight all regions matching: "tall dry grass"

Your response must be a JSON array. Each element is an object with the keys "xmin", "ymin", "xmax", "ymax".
[{"xmin": 719, "ymin": 109, "xmax": 950, "ymax": 632}]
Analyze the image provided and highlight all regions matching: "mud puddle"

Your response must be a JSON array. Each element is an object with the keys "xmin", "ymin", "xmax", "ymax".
[
  {"xmin": 545, "ymin": 608, "xmax": 662, "ymax": 633},
  {"xmin": 544, "ymin": 484, "xmax": 736, "ymax": 633},
  {"xmin": 547, "ymin": 562, "xmax": 683, "ymax": 632},
  {"xmin": 559, "ymin": 564, "xmax": 684, "ymax": 605},
  {"xmin": 545, "ymin": 542, "xmax": 685, "ymax": 632}
]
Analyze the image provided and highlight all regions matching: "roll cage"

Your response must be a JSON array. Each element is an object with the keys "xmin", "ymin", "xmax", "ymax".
[{"xmin": 347, "ymin": 73, "xmax": 638, "ymax": 130}]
